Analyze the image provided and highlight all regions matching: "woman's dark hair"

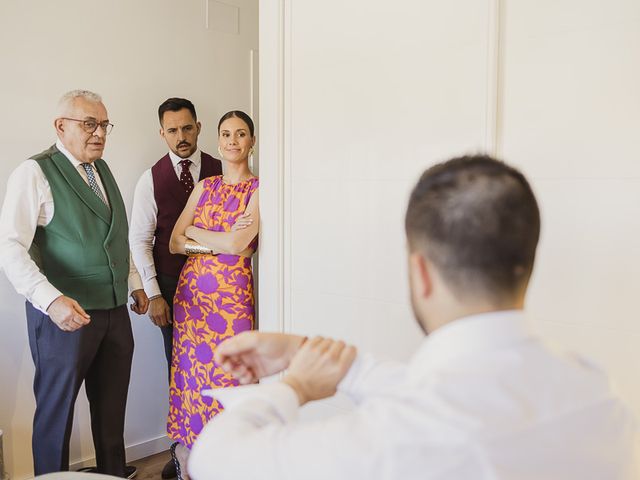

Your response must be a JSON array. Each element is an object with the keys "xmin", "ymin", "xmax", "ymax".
[
  {"xmin": 218, "ymin": 110, "xmax": 255, "ymax": 137},
  {"xmin": 405, "ymin": 154, "xmax": 540, "ymax": 301},
  {"xmin": 158, "ymin": 98, "xmax": 197, "ymax": 125}
]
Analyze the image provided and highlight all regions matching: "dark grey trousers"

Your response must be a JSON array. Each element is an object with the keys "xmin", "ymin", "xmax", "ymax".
[
  {"xmin": 26, "ymin": 302, "xmax": 134, "ymax": 476},
  {"xmin": 157, "ymin": 273, "xmax": 179, "ymax": 379}
]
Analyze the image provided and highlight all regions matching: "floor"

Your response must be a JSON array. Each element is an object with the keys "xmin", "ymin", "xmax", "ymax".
[{"xmin": 131, "ymin": 450, "xmax": 172, "ymax": 480}]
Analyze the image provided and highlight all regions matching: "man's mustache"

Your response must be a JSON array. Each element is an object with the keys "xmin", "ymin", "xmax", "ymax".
[{"xmin": 177, "ymin": 141, "xmax": 191, "ymax": 148}]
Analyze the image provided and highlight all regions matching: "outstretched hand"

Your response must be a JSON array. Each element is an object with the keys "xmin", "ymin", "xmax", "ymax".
[{"xmin": 215, "ymin": 332, "xmax": 307, "ymax": 384}]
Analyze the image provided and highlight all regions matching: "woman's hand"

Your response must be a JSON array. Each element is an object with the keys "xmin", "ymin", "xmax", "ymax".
[
  {"xmin": 185, "ymin": 225, "xmax": 197, "ymax": 238},
  {"xmin": 231, "ymin": 213, "xmax": 253, "ymax": 231}
]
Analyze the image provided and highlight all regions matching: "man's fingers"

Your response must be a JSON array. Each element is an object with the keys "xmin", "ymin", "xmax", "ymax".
[
  {"xmin": 215, "ymin": 332, "xmax": 258, "ymax": 361},
  {"xmin": 59, "ymin": 321, "xmax": 74, "ymax": 332},
  {"xmin": 219, "ymin": 359, "xmax": 254, "ymax": 384},
  {"xmin": 47, "ymin": 296, "xmax": 91, "ymax": 331},
  {"xmin": 147, "ymin": 298, "xmax": 172, "ymax": 326},
  {"xmin": 150, "ymin": 310, "xmax": 170, "ymax": 327},
  {"xmin": 64, "ymin": 312, "xmax": 89, "ymax": 331},
  {"xmin": 234, "ymin": 363, "xmax": 250, "ymax": 380},
  {"xmin": 71, "ymin": 310, "xmax": 90, "ymax": 326},
  {"xmin": 237, "ymin": 364, "xmax": 257, "ymax": 384},
  {"xmin": 68, "ymin": 316, "xmax": 85, "ymax": 328},
  {"xmin": 316, "ymin": 337, "xmax": 334, "ymax": 354},
  {"xmin": 305, "ymin": 336, "xmax": 325, "ymax": 350},
  {"xmin": 239, "ymin": 372, "xmax": 256, "ymax": 385},
  {"xmin": 327, "ymin": 340, "xmax": 346, "ymax": 360},
  {"xmin": 221, "ymin": 360, "xmax": 234, "ymax": 373},
  {"xmin": 71, "ymin": 299, "xmax": 91, "ymax": 320},
  {"xmin": 339, "ymin": 345, "xmax": 357, "ymax": 371}
]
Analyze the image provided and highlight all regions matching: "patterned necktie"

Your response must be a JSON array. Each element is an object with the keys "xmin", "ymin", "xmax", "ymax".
[
  {"xmin": 179, "ymin": 159, "xmax": 195, "ymax": 193},
  {"xmin": 80, "ymin": 163, "xmax": 109, "ymax": 208}
]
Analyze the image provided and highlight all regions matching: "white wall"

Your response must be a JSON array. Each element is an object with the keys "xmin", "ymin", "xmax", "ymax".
[
  {"xmin": 259, "ymin": 0, "xmax": 493, "ymax": 358},
  {"xmin": 259, "ymin": 0, "xmax": 640, "ymax": 422},
  {"xmin": 0, "ymin": 1, "xmax": 257, "ymax": 478},
  {"xmin": 500, "ymin": 0, "xmax": 640, "ymax": 413}
]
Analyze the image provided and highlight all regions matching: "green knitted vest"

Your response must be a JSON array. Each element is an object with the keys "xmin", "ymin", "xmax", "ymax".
[{"xmin": 29, "ymin": 145, "xmax": 130, "ymax": 309}]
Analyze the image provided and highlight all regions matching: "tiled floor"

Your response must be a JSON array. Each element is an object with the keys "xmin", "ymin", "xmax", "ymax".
[{"xmin": 131, "ymin": 450, "xmax": 173, "ymax": 480}]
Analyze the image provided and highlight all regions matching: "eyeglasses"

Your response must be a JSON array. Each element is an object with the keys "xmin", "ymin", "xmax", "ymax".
[{"xmin": 60, "ymin": 118, "xmax": 114, "ymax": 135}]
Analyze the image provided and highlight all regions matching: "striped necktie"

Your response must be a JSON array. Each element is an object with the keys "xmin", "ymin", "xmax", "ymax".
[{"xmin": 81, "ymin": 163, "xmax": 109, "ymax": 208}]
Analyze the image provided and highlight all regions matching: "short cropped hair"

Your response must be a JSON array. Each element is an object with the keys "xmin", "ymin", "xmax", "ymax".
[
  {"xmin": 158, "ymin": 98, "xmax": 197, "ymax": 125},
  {"xmin": 405, "ymin": 155, "xmax": 540, "ymax": 301},
  {"xmin": 57, "ymin": 89, "xmax": 102, "ymax": 117}
]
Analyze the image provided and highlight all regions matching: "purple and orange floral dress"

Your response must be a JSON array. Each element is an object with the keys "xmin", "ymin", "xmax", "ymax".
[{"xmin": 167, "ymin": 175, "xmax": 259, "ymax": 448}]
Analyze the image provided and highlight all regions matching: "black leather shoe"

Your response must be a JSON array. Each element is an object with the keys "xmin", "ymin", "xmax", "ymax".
[
  {"xmin": 77, "ymin": 465, "xmax": 137, "ymax": 479},
  {"xmin": 161, "ymin": 458, "xmax": 177, "ymax": 479},
  {"xmin": 125, "ymin": 465, "xmax": 137, "ymax": 479},
  {"xmin": 76, "ymin": 467, "xmax": 98, "ymax": 474}
]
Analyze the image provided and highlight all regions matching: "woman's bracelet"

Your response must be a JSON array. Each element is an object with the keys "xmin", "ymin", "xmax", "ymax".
[{"xmin": 185, "ymin": 240, "xmax": 213, "ymax": 256}]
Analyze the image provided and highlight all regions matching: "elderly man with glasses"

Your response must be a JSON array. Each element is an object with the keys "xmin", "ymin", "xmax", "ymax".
[{"xmin": 0, "ymin": 90, "xmax": 148, "ymax": 478}]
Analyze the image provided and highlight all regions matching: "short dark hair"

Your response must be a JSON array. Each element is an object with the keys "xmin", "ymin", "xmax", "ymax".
[
  {"xmin": 405, "ymin": 154, "xmax": 540, "ymax": 301},
  {"xmin": 158, "ymin": 98, "xmax": 197, "ymax": 125},
  {"xmin": 218, "ymin": 110, "xmax": 255, "ymax": 137}
]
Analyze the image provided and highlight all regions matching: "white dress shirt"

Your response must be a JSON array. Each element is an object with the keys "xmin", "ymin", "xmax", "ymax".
[
  {"xmin": 0, "ymin": 140, "xmax": 142, "ymax": 313},
  {"xmin": 189, "ymin": 311, "xmax": 640, "ymax": 480},
  {"xmin": 129, "ymin": 150, "xmax": 203, "ymax": 297}
]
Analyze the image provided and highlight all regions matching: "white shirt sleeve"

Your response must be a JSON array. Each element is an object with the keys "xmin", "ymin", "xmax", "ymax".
[
  {"xmin": 337, "ymin": 353, "xmax": 408, "ymax": 403},
  {"xmin": 0, "ymin": 161, "xmax": 62, "ymax": 312},
  {"xmin": 128, "ymin": 251, "xmax": 143, "ymax": 293},
  {"xmin": 189, "ymin": 382, "xmax": 381, "ymax": 480},
  {"xmin": 129, "ymin": 169, "xmax": 161, "ymax": 297}
]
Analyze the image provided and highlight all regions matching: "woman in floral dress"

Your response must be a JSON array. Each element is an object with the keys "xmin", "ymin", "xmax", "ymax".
[{"xmin": 168, "ymin": 111, "xmax": 259, "ymax": 479}]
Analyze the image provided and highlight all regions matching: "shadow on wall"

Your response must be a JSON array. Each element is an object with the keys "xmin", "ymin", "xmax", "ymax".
[{"xmin": 0, "ymin": 300, "xmax": 36, "ymax": 480}]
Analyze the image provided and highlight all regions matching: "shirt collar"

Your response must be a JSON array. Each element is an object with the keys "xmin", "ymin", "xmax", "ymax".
[
  {"xmin": 407, "ymin": 310, "xmax": 535, "ymax": 384},
  {"xmin": 169, "ymin": 149, "xmax": 202, "ymax": 168},
  {"xmin": 56, "ymin": 139, "xmax": 85, "ymax": 168}
]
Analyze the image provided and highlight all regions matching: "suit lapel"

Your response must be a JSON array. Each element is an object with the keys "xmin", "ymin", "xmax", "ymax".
[{"xmin": 94, "ymin": 159, "xmax": 126, "ymax": 225}]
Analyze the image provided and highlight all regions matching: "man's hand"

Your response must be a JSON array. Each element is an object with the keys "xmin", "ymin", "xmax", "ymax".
[
  {"xmin": 47, "ymin": 295, "xmax": 91, "ymax": 332},
  {"xmin": 130, "ymin": 289, "xmax": 149, "ymax": 315},
  {"xmin": 148, "ymin": 296, "xmax": 172, "ymax": 327},
  {"xmin": 231, "ymin": 213, "xmax": 253, "ymax": 231},
  {"xmin": 215, "ymin": 331, "xmax": 307, "ymax": 384},
  {"xmin": 282, "ymin": 336, "xmax": 357, "ymax": 406}
]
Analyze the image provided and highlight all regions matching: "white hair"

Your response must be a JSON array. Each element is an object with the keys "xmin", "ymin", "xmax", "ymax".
[{"xmin": 57, "ymin": 89, "xmax": 103, "ymax": 117}]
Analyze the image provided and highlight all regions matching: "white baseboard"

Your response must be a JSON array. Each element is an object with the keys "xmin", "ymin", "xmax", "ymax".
[{"xmin": 69, "ymin": 435, "xmax": 172, "ymax": 470}]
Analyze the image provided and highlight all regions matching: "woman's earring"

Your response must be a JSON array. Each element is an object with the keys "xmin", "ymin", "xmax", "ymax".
[
  {"xmin": 218, "ymin": 146, "xmax": 224, "ymax": 158},
  {"xmin": 249, "ymin": 147, "xmax": 255, "ymax": 157}
]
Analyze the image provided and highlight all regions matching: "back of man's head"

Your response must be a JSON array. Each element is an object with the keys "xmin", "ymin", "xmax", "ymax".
[{"xmin": 405, "ymin": 155, "xmax": 540, "ymax": 304}]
